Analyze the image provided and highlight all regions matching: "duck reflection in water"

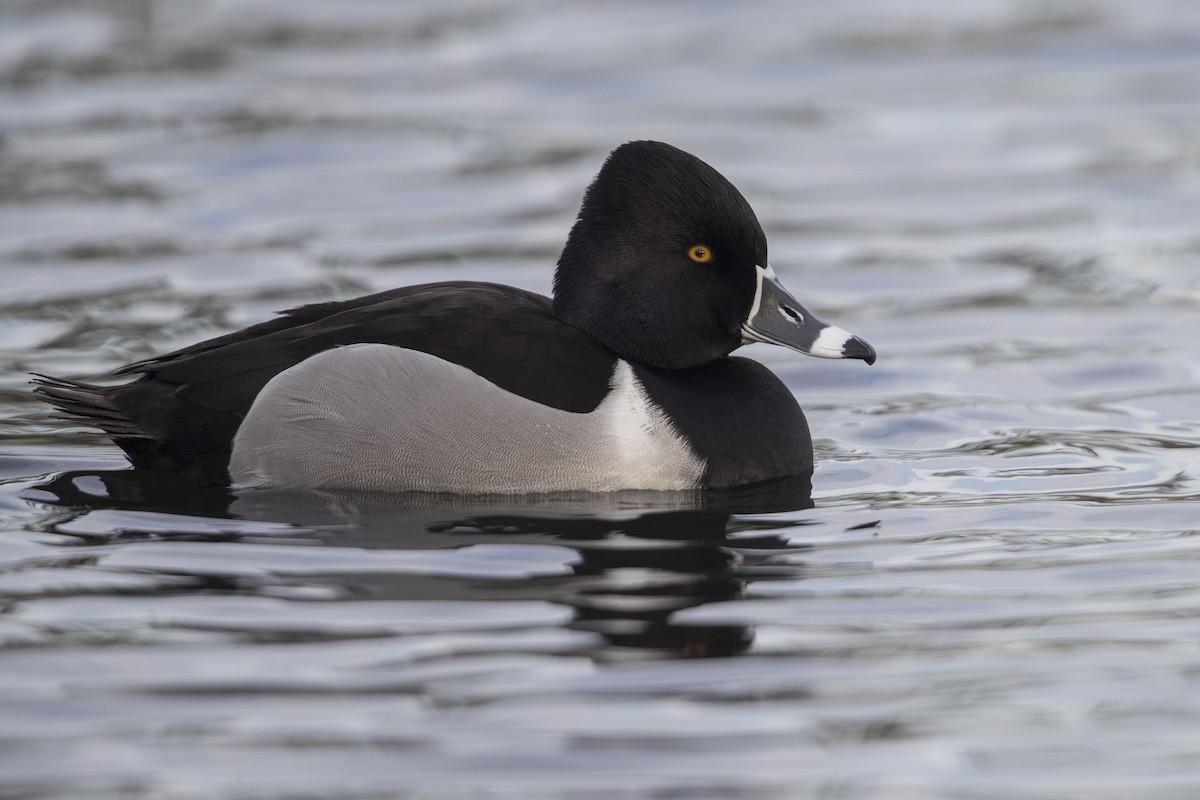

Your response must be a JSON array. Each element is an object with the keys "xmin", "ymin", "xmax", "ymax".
[{"xmin": 30, "ymin": 470, "xmax": 814, "ymax": 659}]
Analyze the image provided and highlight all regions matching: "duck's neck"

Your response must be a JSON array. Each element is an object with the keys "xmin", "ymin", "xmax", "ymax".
[{"xmin": 552, "ymin": 285, "xmax": 733, "ymax": 371}]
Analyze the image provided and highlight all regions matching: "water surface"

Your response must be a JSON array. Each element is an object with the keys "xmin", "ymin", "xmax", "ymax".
[{"xmin": 2, "ymin": 1, "xmax": 1200, "ymax": 798}]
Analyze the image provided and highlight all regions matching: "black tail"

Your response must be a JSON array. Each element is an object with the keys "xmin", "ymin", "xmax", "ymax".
[
  {"xmin": 31, "ymin": 374, "xmax": 150, "ymax": 440},
  {"xmin": 32, "ymin": 373, "xmax": 240, "ymax": 483}
]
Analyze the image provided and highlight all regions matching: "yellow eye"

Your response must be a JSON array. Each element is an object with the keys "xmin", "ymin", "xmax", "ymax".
[{"xmin": 688, "ymin": 245, "xmax": 714, "ymax": 263}]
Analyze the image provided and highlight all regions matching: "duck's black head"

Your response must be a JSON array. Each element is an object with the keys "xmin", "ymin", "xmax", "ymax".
[{"xmin": 553, "ymin": 141, "xmax": 875, "ymax": 370}]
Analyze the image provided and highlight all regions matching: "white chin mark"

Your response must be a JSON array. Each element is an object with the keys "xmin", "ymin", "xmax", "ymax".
[
  {"xmin": 808, "ymin": 325, "xmax": 855, "ymax": 359},
  {"xmin": 744, "ymin": 264, "xmax": 778, "ymax": 327}
]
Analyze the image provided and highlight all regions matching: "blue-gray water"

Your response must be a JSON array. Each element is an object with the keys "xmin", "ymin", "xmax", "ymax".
[{"xmin": 2, "ymin": 1, "xmax": 1200, "ymax": 798}]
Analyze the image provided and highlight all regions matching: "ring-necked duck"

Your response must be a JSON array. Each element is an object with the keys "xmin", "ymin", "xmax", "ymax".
[{"xmin": 35, "ymin": 140, "xmax": 874, "ymax": 493}]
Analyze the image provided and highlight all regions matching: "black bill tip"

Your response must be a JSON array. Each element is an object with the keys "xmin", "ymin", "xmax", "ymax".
[{"xmin": 843, "ymin": 335, "xmax": 877, "ymax": 365}]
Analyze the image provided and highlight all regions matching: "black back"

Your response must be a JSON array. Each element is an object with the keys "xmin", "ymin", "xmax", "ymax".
[{"xmin": 44, "ymin": 283, "xmax": 616, "ymax": 482}]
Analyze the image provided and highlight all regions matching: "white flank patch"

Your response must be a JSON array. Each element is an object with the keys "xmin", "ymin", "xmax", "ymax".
[
  {"xmin": 229, "ymin": 345, "xmax": 704, "ymax": 493},
  {"xmin": 601, "ymin": 361, "xmax": 704, "ymax": 487}
]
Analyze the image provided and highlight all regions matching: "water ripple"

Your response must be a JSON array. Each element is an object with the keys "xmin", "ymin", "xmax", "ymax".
[{"xmin": 3, "ymin": 0, "xmax": 1200, "ymax": 797}]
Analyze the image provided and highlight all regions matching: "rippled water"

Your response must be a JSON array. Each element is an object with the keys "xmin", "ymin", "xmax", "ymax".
[{"xmin": 3, "ymin": 1, "xmax": 1200, "ymax": 798}]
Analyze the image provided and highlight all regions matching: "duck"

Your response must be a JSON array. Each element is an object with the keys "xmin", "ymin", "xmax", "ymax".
[{"xmin": 34, "ymin": 140, "xmax": 875, "ymax": 493}]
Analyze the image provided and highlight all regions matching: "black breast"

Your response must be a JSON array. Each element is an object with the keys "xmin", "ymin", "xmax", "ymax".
[{"xmin": 634, "ymin": 357, "xmax": 812, "ymax": 487}]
